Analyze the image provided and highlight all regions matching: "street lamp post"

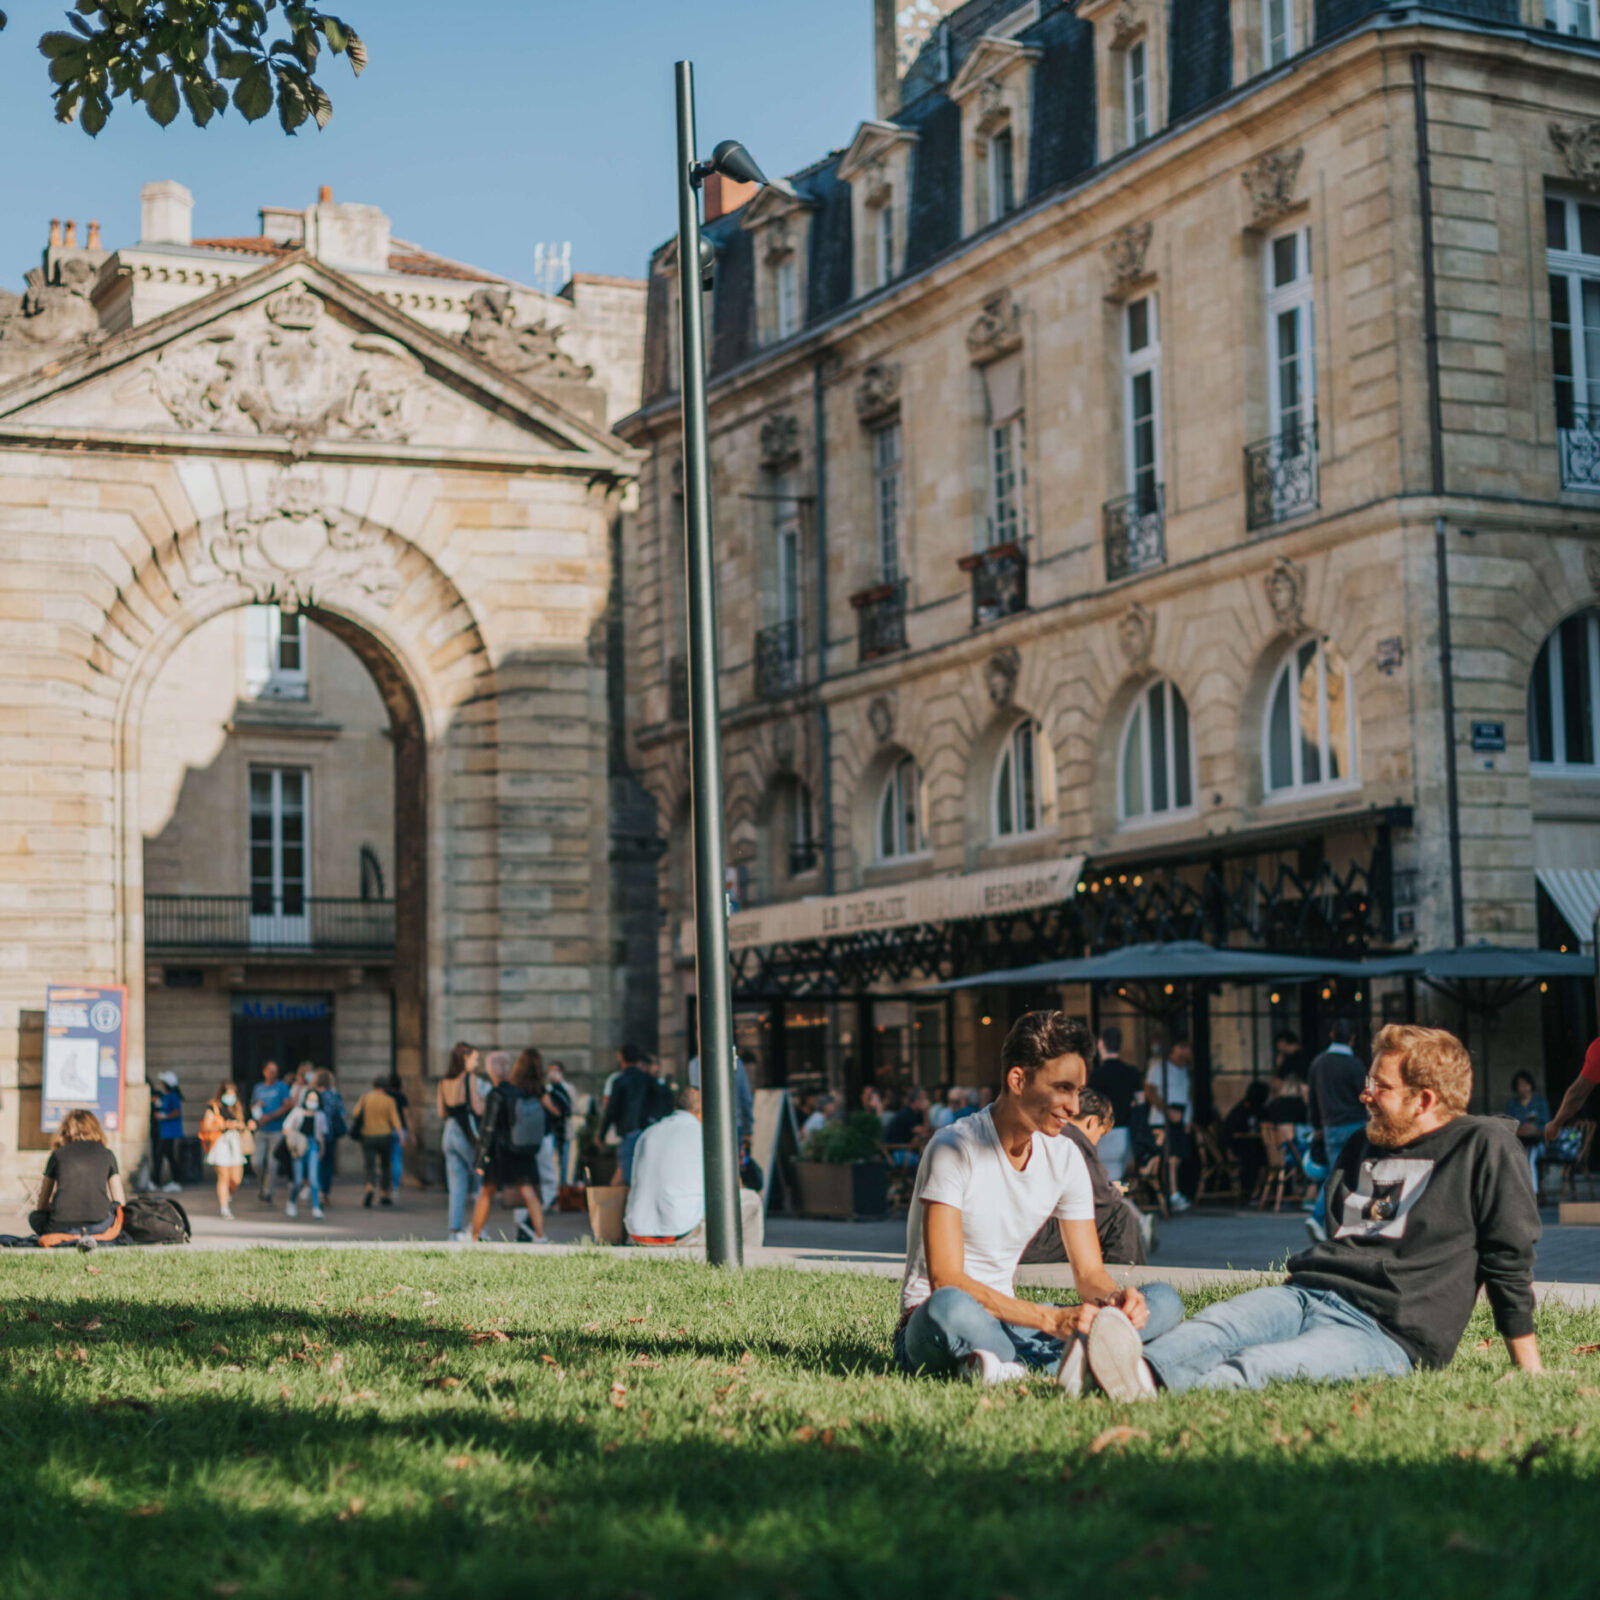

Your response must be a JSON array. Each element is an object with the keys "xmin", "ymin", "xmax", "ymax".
[{"xmin": 673, "ymin": 61, "xmax": 773, "ymax": 1268}]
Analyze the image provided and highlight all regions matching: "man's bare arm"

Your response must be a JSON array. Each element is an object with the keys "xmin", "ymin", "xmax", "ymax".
[
  {"xmin": 1506, "ymin": 1332, "xmax": 1544, "ymax": 1373},
  {"xmin": 1545, "ymin": 1075, "xmax": 1596, "ymax": 1140},
  {"xmin": 923, "ymin": 1202, "xmax": 1083, "ymax": 1337}
]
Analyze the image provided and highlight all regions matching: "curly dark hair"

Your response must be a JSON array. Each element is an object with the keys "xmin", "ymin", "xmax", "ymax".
[{"xmin": 1000, "ymin": 1010, "xmax": 1095, "ymax": 1079}]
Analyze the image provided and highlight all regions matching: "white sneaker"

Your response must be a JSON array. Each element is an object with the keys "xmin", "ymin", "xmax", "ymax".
[
  {"xmin": 1085, "ymin": 1308, "xmax": 1157, "ymax": 1402},
  {"xmin": 162, "ymin": 1181, "xmax": 183, "ymax": 1194},
  {"xmin": 312, "ymin": 1205, "xmax": 324, "ymax": 1220},
  {"xmin": 219, "ymin": 1205, "xmax": 233, "ymax": 1220},
  {"xmin": 1055, "ymin": 1334, "xmax": 1088, "ymax": 1397},
  {"xmin": 1304, "ymin": 1215, "xmax": 1327, "ymax": 1243},
  {"xmin": 449, "ymin": 1229, "xmax": 468, "ymax": 1243},
  {"xmin": 1168, "ymin": 1192, "xmax": 1192, "ymax": 1214},
  {"xmin": 1138, "ymin": 1210, "xmax": 1157, "ymax": 1254},
  {"xmin": 286, "ymin": 1200, "xmax": 298, "ymax": 1218},
  {"xmin": 961, "ymin": 1349, "xmax": 1027, "ymax": 1386}
]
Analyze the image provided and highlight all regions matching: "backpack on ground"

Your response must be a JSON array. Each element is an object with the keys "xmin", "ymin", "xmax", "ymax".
[
  {"xmin": 122, "ymin": 1193, "xmax": 191, "ymax": 1245},
  {"xmin": 510, "ymin": 1090, "xmax": 547, "ymax": 1151}
]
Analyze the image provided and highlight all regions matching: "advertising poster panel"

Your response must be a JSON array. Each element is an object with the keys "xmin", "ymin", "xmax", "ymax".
[{"xmin": 42, "ymin": 983, "xmax": 127, "ymax": 1135}]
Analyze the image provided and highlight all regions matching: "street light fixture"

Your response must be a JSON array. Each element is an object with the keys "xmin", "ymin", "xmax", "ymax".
[{"xmin": 673, "ymin": 61, "xmax": 775, "ymax": 1268}]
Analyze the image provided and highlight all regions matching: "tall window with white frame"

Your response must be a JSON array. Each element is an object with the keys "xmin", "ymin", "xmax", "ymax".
[
  {"xmin": 249, "ymin": 767, "xmax": 309, "ymax": 943},
  {"xmin": 1125, "ymin": 296, "xmax": 1161, "ymax": 514},
  {"xmin": 1125, "ymin": 39, "xmax": 1149, "ymax": 145},
  {"xmin": 876, "ymin": 198, "xmax": 896, "ymax": 288},
  {"xmin": 775, "ymin": 255, "xmax": 800, "ymax": 341},
  {"xmin": 872, "ymin": 419, "xmax": 903, "ymax": 584},
  {"xmin": 1264, "ymin": 636, "xmax": 1357, "ymax": 797},
  {"xmin": 1529, "ymin": 609, "xmax": 1600, "ymax": 773},
  {"xmin": 1263, "ymin": 0, "xmax": 1295, "ymax": 65},
  {"xmin": 1547, "ymin": 0, "xmax": 1598, "ymax": 38},
  {"xmin": 1547, "ymin": 194, "xmax": 1600, "ymax": 489},
  {"xmin": 988, "ymin": 127, "xmax": 1016, "ymax": 223},
  {"xmin": 245, "ymin": 605, "xmax": 308, "ymax": 700},
  {"xmin": 994, "ymin": 719, "xmax": 1043, "ymax": 837},
  {"xmin": 1267, "ymin": 229, "xmax": 1315, "ymax": 447},
  {"xmin": 985, "ymin": 353, "xmax": 1027, "ymax": 548},
  {"xmin": 1120, "ymin": 679, "xmax": 1194, "ymax": 824},
  {"xmin": 773, "ymin": 472, "xmax": 804, "ymax": 688},
  {"xmin": 878, "ymin": 755, "xmax": 923, "ymax": 861}
]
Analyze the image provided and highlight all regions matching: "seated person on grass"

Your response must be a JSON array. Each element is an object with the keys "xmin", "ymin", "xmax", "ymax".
[
  {"xmin": 1021, "ymin": 1089, "xmax": 1147, "ymax": 1267},
  {"xmin": 896, "ymin": 1010, "xmax": 1185, "ymax": 1388},
  {"xmin": 1072, "ymin": 1025, "xmax": 1544, "ymax": 1401},
  {"xmin": 31, "ymin": 1109, "xmax": 127, "ymax": 1244},
  {"xmin": 624, "ymin": 1086, "xmax": 764, "ymax": 1249}
]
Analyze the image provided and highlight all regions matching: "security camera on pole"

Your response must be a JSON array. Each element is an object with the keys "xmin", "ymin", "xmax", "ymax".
[{"xmin": 673, "ymin": 62, "xmax": 778, "ymax": 1268}]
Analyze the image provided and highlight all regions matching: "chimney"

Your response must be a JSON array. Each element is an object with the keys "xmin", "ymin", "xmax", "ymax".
[
  {"xmin": 141, "ymin": 180, "xmax": 194, "ymax": 246},
  {"xmin": 319, "ymin": 184, "xmax": 333, "ymax": 203},
  {"xmin": 63, "ymin": 220, "xmax": 78, "ymax": 249},
  {"xmin": 703, "ymin": 172, "xmax": 759, "ymax": 223},
  {"xmin": 874, "ymin": 0, "xmax": 900, "ymax": 119},
  {"xmin": 49, "ymin": 219, "xmax": 62, "ymax": 249},
  {"xmin": 87, "ymin": 220, "xmax": 101, "ymax": 249}
]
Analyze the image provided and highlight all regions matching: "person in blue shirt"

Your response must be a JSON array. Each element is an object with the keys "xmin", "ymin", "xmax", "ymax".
[
  {"xmin": 1504, "ymin": 1070, "xmax": 1552, "ymax": 1193},
  {"xmin": 152, "ymin": 1071, "xmax": 185, "ymax": 1192},
  {"xmin": 250, "ymin": 1061, "xmax": 292, "ymax": 1204}
]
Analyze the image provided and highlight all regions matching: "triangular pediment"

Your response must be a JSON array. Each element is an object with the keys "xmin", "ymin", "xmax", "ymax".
[
  {"xmin": 836, "ymin": 120, "xmax": 920, "ymax": 185},
  {"xmin": 738, "ymin": 184, "xmax": 815, "ymax": 232},
  {"xmin": 0, "ymin": 253, "xmax": 633, "ymax": 472},
  {"xmin": 947, "ymin": 35, "xmax": 1042, "ymax": 102}
]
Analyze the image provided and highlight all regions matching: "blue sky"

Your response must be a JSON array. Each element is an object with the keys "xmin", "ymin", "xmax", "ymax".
[{"xmin": 0, "ymin": 0, "xmax": 875, "ymax": 288}]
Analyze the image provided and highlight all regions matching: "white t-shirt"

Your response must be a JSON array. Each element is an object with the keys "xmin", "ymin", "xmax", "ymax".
[
  {"xmin": 900, "ymin": 1106, "xmax": 1095, "ymax": 1315},
  {"xmin": 623, "ymin": 1111, "xmax": 704, "ymax": 1240},
  {"xmin": 1145, "ymin": 1058, "xmax": 1191, "ymax": 1126}
]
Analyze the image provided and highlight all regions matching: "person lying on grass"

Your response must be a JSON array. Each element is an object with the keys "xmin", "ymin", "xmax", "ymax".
[
  {"xmin": 896, "ymin": 1009, "xmax": 1186, "ymax": 1386},
  {"xmin": 1075, "ymin": 1024, "xmax": 1544, "ymax": 1400}
]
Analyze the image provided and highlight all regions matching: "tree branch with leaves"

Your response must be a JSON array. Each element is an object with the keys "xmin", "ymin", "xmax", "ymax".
[{"xmin": 11, "ymin": 2, "xmax": 365, "ymax": 137}]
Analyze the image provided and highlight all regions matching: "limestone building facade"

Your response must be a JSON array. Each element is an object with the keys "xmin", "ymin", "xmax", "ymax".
[
  {"xmin": 0, "ymin": 182, "xmax": 645, "ymax": 1185},
  {"xmin": 618, "ymin": 0, "xmax": 1600, "ymax": 1116}
]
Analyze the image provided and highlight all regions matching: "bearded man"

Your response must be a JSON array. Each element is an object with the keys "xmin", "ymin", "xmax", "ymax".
[{"xmin": 1074, "ymin": 1025, "xmax": 1545, "ymax": 1399}]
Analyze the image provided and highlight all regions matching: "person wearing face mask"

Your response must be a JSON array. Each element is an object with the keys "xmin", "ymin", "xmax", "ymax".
[
  {"xmin": 199, "ymin": 1080, "xmax": 248, "ymax": 1219},
  {"xmin": 282, "ymin": 1089, "xmax": 328, "ymax": 1220}
]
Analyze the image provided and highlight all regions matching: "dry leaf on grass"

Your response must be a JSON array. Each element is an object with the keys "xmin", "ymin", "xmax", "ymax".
[
  {"xmin": 341, "ymin": 1389, "xmax": 380, "ymax": 1404},
  {"xmin": 337, "ymin": 1496, "xmax": 366, "ymax": 1522},
  {"xmin": 1573, "ymin": 1343, "xmax": 1600, "ymax": 1356},
  {"xmin": 423, "ymin": 1376, "xmax": 461, "ymax": 1391},
  {"xmin": 448, "ymin": 1455, "xmax": 473, "ymax": 1470},
  {"xmin": 609, "ymin": 1383, "xmax": 628, "ymax": 1410},
  {"xmin": 1089, "ymin": 1426, "xmax": 1151, "ymax": 1456},
  {"xmin": 1475, "ymin": 1339, "xmax": 1493, "ymax": 1352},
  {"xmin": 581, "ymin": 1321, "xmax": 603, "ymax": 1333},
  {"xmin": 129, "ymin": 1503, "xmax": 163, "ymax": 1518},
  {"xmin": 211, "ymin": 1344, "xmax": 229, "ymax": 1357},
  {"xmin": 328, "ymin": 1353, "xmax": 345, "ymax": 1373}
]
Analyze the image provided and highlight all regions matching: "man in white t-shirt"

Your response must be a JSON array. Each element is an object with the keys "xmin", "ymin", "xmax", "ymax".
[{"xmin": 896, "ymin": 1011, "xmax": 1187, "ymax": 1391}]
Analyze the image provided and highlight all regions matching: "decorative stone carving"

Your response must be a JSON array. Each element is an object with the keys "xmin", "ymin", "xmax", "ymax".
[
  {"xmin": 854, "ymin": 360, "xmax": 902, "ymax": 422},
  {"xmin": 146, "ymin": 285, "xmax": 422, "ymax": 455},
  {"xmin": 1265, "ymin": 555, "xmax": 1306, "ymax": 634},
  {"xmin": 197, "ymin": 468, "xmax": 400, "ymax": 610},
  {"xmin": 1551, "ymin": 121, "xmax": 1600, "ymax": 190},
  {"xmin": 763, "ymin": 216, "xmax": 795, "ymax": 266},
  {"xmin": 1109, "ymin": 4, "xmax": 1142, "ymax": 51},
  {"xmin": 1243, "ymin": 148, "xmax": 1305, "ymax": 226},
  {"xmin": 1117, "ymin": 602, "xmax": 1154, "ymax": 669},
  {"xmin": 459, "ymin": 287, "xmax": 595, "ymax": 382},
  {"xmin": 868, "ymin": 692, "xmax": 896, "ymax": 745},
  {"xmin": 0, "ymin": 257, "xmax": 102, "ymax": 353},
  {"xmin": 1104, "ymin": 222, "xmax": 1154, "ymax": 294},
  {"xmin": 1585, "ymin": 543, "xmax": 1600, "ymax": 594},
  {"xmin": 966, "ymin": 290, "xmax": 1023, "ymax": 363},
  {"xmin": 984, "ymin": 647, "xmax": 1021, "ymax": 707},
  {"xmin": 976, "ymin": 78, "xmax": 1009, "ymax": 137},
  {"xmin": 772, "ymin": 718, "xmax": 796, "ymax": 769},
  {"xmin": 759, "ymin": 412, "xmax": 802, "ymax": 469}
]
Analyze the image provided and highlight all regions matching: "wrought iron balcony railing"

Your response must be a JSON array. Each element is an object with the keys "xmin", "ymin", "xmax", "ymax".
[
  {"xmin": 1103, "ymin": 485, "xmax": 1166, "ymax": 581},
  {"xmin": 145, "ymin": 895, "xmax": 396, "ymax": 953},
  {"xmin": 850, "ymin": 578, "xmax": 908, "ymax": 662},
  {"xmin": 1244, "ymin": 421, "xmax": 1320, "ymax": 531},
  {"xmin": 667, "ymin": 652, "xmax": 690, "ymax": 722},
  {"xmin": 958, "ymin": 541, "xmax": 1028, "ymax": 628},
  {"xmin": 754, "ymin": 619, "xmax": 804, "ymax": 700},
  {"xmin": 1557, "ymin": 405, "xmax": 1600, "ymax": 491}
]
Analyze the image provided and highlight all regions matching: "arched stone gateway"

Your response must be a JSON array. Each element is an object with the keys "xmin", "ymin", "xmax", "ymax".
[{"xmin": 0, "ymin": 254, "xmax": 638, "ymax": 1187}]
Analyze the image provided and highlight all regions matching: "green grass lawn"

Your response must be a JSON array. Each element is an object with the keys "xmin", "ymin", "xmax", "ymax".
[{"xmin": 1, "ymin": 1249, "xmax": 1597, "ymax": 1600}]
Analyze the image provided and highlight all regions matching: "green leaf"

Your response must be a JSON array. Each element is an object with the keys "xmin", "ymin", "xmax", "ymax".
[
  {"xmin": 318, "ymin": 15, "xmax": 347, "ymax": 50},
  {"xmin": 144, "ymin": 69, "xmax": 181, "ymax": 126},
  {"xmin": 344, "ymin": 28, "xmax": 365, "ymax": 74},
  {"xmin": 233, "ymin": 60, "xmax": 272, "ymax": 120},
  {"xmin": 306, "ymin": 78, "xmax": 331, "ymax": 129},
  {"xmin": 49, "ymin": 53, "xmax": 88, "ymax": 86},
  {"xmin": 181, "ymin": 73, "xmax": 218, "ymax": 127},
  {"xmin": 81, "ymin": 92, "xmax": 108, "ymax": 136},
  {"xmin": 39, "ymin": 30, "xmax": 85, "ymax": 59}
]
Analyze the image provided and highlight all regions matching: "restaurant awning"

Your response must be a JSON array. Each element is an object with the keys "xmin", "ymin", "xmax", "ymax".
[
  {"xmin": 710, "ymin": 855, "xmax": 1086, "ymax": 954},
  {"xmin": 927, "ymin": 939, "xmax": 1365, "ymax": 991},
  {"xmin": 1356, "ymin": 944, "xmax": 1597, "ymax": 981},
  {"xmin": 1537, "ymin": 867, "xmax": 1600, "ymax": 950}
]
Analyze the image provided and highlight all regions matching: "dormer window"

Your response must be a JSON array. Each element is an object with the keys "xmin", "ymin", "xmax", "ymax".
[
  {"xmin": 741, "ymin": 185, "xmax": 816, "ymax": 347},
  {"xmin": 1084, "ymin": 1, "xmax": 1163, "ymax": 158},
  {"xmin": 774, "ymin": 242, "xmax": 801, "ymax": 340},
  {"xmin": 988, "ymin": 127, "xmax": 1017, "ymax": 223},
  {"xmin": 838, "ymin": 121, "xmax": 918, "ymax": 298},
  {"xmin": 1126, "ymin": 39, "xmax": 1149, "ymax": 144},
  {"xmin": 875, "ymin": 199, "xmax": 896, "ymax": 289},
  {"xmin": 949, "ymin": 35, "xmax": 1041, "ymax": 238},
  {"xmin": 1263, "ymin": 0, "xmax": 1295, "ymax": 64}
]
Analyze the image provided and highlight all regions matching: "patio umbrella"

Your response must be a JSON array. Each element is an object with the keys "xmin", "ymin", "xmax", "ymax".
[{"xmin": 927, "ymin": 939, "xmax": 1365, "ymax": 992}]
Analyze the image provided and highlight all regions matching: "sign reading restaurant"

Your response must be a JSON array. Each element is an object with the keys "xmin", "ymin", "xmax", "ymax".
[{"xmin": 714, "ymin": 858, "xmax": 1086, "ymax": 952}]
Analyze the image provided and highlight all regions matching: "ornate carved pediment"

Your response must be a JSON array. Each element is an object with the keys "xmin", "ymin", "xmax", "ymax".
[
  {"xmin": 1117, "ymin": 602, "xmax": 1154, "ymax": 669},
  {"xmin": 763, "ymin": 217, "xmax": 795, "ymax": 267},
  {"xmin": 196, "ymin": 468, "xmax": 400, "ymax": 610},
  {"xmin": 854, "ymin": 360, "xmax": 902, "ymax": 423},
  {"xmin": 984, "ymin": 647, "xmax": 1021, "ymax": 707},
  {"xmin": 966, "ymin": 290, "xmax": 1023, "ymax": 364},
  {"xmin": 146, "ymin": 286, "xmax": 423, "ymax": 456},
  {"xmin": 1243, "ymin": 148, "xmax": 1305, "ymax": 227},
  {"xmin": 0, "ymin": 256, "xmax": 103, "ymax": 359},
  {"xmin": 1265, "ymin": 555, "xmax": 1306, "ymax": 634},
  {"xmin": 975, "ymin": 78, "xmax": 1009, "ymax": 138},
  {"xmin": 459, "ymin": 287, "xmax": 595, "ymax": 383},
  {"xmin": 1109, "ymin": 4, "xmax": 1143, "ymax": 51},
  {"xmin": 759, "ymin": 412, "xmax": 802, "ymax": 469},
  {"xmin": 868, "ymin": 692, "xmax": 896, "ymax": 746},
  {"xmin": 1551, "ymin": 121, "xmax": 1600, "ymax": 190},
  {"xmin": 1105, "ymin": 222, "xmax": 1154, "ymax": 296}
]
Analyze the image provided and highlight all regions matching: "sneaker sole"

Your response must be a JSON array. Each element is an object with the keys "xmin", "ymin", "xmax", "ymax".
[{"xmin": 1086, "ymin": 1309, "xmax": 1149, "ymax": 1402}]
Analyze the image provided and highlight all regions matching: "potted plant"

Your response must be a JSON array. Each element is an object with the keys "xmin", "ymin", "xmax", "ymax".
[{"xmin": 794, "ymin": 1111, "xmax": 891, "ymax": 1218}]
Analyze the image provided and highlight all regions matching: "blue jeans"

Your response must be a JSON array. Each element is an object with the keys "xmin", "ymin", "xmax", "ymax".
[
  {"xmin": 1311, "ymin": 1122, "xmax": 1366, "ymax": 1224},
  {"xmin": 391, "ymin": 1131, "xmax": 405, "ymax": 1192},
  {"xmin": 895, "ymin": 1282, "xmax": 1188, "ymax": 1375},
  {"xmin": 290, "ymin": 1142, "xmax": 321, "ymax": 1204},
  {"xmin": 442, "ymin": 1119, "xmax": 479, "ymax": 1234},
  {"xmin": 1140, "ymin": 1283, "xmax": 1412, "ymax": 1392}
]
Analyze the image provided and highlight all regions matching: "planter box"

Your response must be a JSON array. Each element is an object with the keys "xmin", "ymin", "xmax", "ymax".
[{"xmin": 795, "ymin": 1160, "xmax": 890, "ymax": 1220}]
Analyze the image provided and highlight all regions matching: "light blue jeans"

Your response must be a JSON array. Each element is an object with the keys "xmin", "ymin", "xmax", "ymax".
[
  {"xmin": 896, "ymin": 1282, "xmax": 1188, "ymax": 1375},
  {"xmin": 1140, "ymin": 1283, "xmax": 1412, "ymax": 1392},
  {"xmin": 1310, "ymin": 1122, "xmax": 1366, "ymax": 1224},
  {"xmin": 290, "ymin": 1142, "xmax": 321, "ymax": 1206},
  {"xmin": 442, "ymin": 1119, "xmax": 479, "ymax": 1235}
]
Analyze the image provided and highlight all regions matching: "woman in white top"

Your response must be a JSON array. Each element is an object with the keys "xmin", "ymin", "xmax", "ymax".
[{"xmin": 283, "ymin": 1089, "xmax": 328, "ymax": 1219}]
